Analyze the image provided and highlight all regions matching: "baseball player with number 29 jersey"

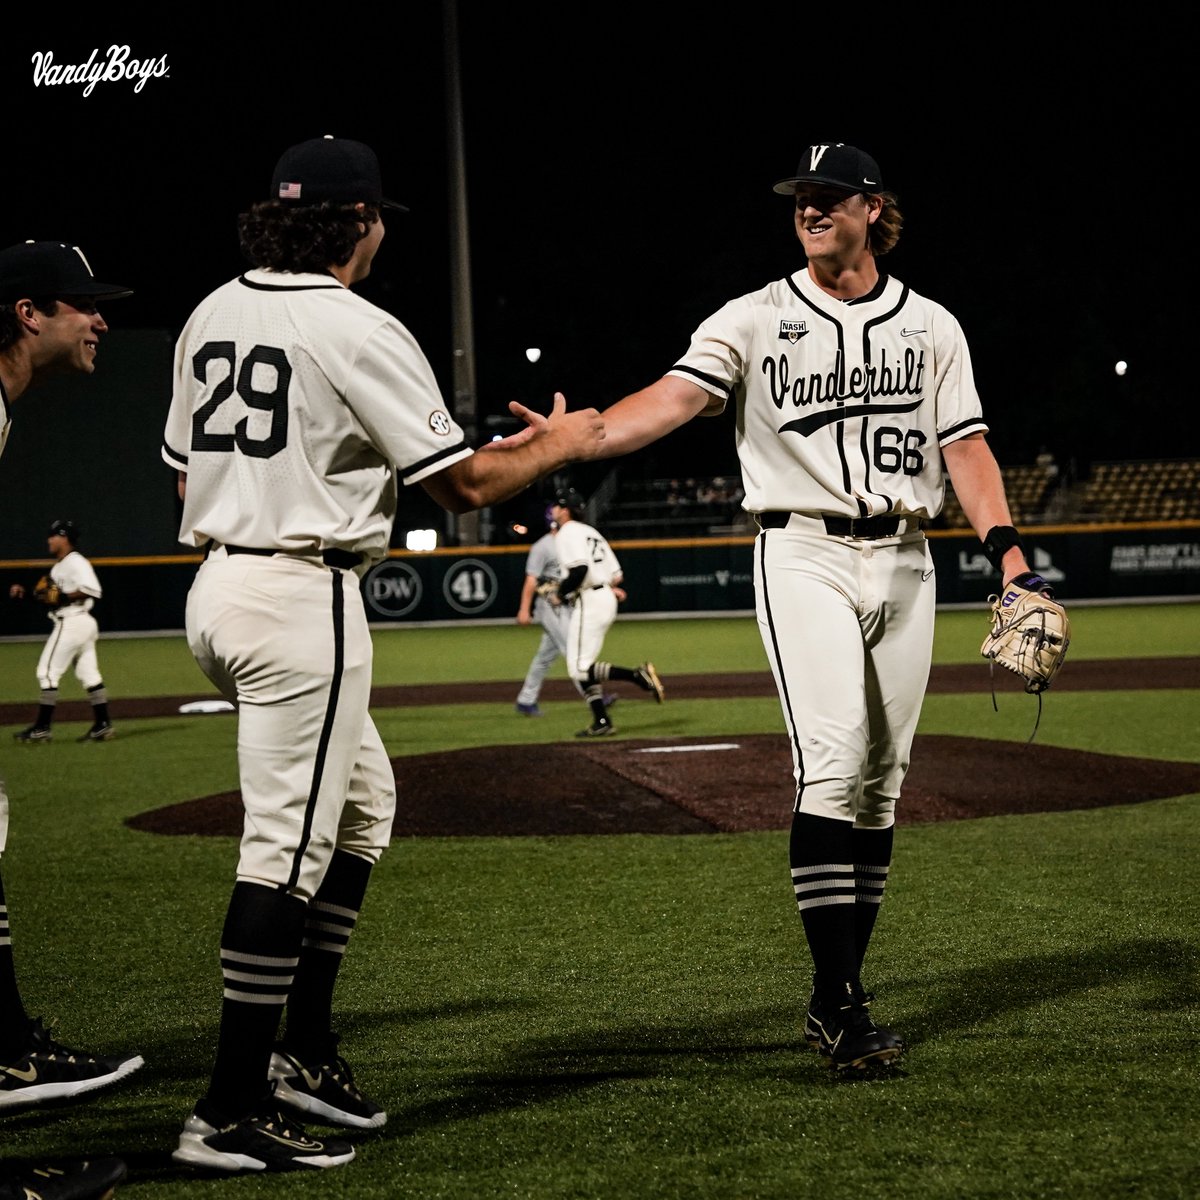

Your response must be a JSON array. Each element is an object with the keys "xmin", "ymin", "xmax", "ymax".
[
  {"xmin": 163, "ymin": 136, "xmax": 603, "ymax": 1176},
  {"xmin": 585, "ymin": 142, "xmax": 1037, "ymax": 1073}
]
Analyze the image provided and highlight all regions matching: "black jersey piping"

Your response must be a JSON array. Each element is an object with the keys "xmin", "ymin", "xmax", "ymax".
[
  {"xmin": 856, "ymin": 282, "xmax": 911, "ymax": 513},
  {"xmin": 783, "ymin": 284, "xmax": 853, "ymax": 494},
  {"xmin": 756, "ymin": 531, "xmax": 805, "ymax": 809},
  {"xmin": 670, "ymin": 364, "xmax": 731, "ymax": 398},
  {"xmin": 939, "ymin": 416, "xmax": 989, "ymax": 444},
  {"xmin": 401, "ymin": 438, "xmax": 470, "ymax": 479},
  {"xmin": 287, "ymin": 571, "xmax": 345, "ymax": 891},
  {"xmin": 237, "ymin": 275, "xmax": 343, "ymax": 292}
]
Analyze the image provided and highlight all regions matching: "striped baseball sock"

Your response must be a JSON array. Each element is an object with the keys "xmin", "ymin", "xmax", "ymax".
[
  {"xmin": 206, "ymin": 880, "xmax": 305, "ymax": 1118},
  {"xmin": 86, "ymin": 683, "xmax": 111, "ymax": 726},
  {"xmin": 790, "ymin": 812, "xmax": 859, "ymax": 995},
  {"xmin": 0, "ymin": 865, "xmax": 32, "ymax": 1061},
  {"xmin": 852, "ymin": 825, "xmax": 894, "ymax": 975},
  {"xmin": 281, "ymin": 850, "xmax": 371, "ymax": 1055}
]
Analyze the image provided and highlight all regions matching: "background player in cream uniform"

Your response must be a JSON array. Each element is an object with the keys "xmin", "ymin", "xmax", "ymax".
[
  {"xmin": 10, "ymin": 519, "xmax": 115, "ymax": 743},
  {"xmin": 549, "ymin": 489, "xmax": 663, "ymax": 737},
  {"xmin": 574, "ymin": 142, "xmax": 1042, "ymax": 1071},
  {"xmin": 0, "ymin": 239, "xmax": 140, "ymax": 1199},
  {"xmin": 162, "ymin": 136, "xmax": 602, "ymax": 1174}
]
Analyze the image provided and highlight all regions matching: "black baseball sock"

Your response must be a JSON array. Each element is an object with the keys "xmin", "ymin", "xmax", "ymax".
[
  {"xmin": 790, "ymin": 811, "xmax": 859, "ymax": 998},
  {"xmin": 852, "ymin": 824, "xmax": 894, "ymax": 976},
  {"xmin": 282, "ymin": 850, "xmax": 372, "ymax": 1057},
  {"xmin": 206, "ymin": 880, "xmax": 305, "ymax": 1118},
  {"xmin": 86, "ymin": 683, "xmax": 111, "ymax": 726},
  {"xmin": 588, "ymin": 662, "xmax": 639, "ymax": 685},
  {"xmin": 0, "ymin": 864, "xmax": 33, "ymax": 1062},
  {"xmin": 31, "ymin": 698, "xmax": 55, "ymax": 730}
]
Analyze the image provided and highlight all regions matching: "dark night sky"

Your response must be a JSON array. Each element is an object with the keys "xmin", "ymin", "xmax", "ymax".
[{"xmin": 4, "ymin": 7, "xmax": 1190, "ymax": 505}]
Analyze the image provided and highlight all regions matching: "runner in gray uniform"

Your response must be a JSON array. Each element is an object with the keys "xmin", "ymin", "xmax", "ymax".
[
  {"xmin": 574, "ymin": 142, "xmax": 1039, "ymax": 1071},
  {"xmin": 162, "ymin": 135, "xmax": 603, "ymax": 1175},
  {"xmin": 0, "ymin": 239, "xmax": 140, "ymax": 1199},
  {"xmin": 549, "ymin": 489, "xmax": 664, "ymax": 737},
  {"xmin": 514, "ymin": 507, "xmax": 619, "ymax": 716},
  {"xmin": 514, "ymin": 513, "xmax": 574, "ymax": 715}
]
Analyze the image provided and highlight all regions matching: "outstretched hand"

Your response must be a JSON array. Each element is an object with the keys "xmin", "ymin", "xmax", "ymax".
[{"xmin": 497, "ymin": 392, "xmax": 605, "ymax": 460}]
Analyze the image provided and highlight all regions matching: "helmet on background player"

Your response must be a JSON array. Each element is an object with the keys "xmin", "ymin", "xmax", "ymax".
[
  {"xmin": 551, "ymin": 488, "xmax": 585, "ymax": 517},
  {"xmin": 48, "ymin": 519, "xmax": 78, "ymax": 544}
]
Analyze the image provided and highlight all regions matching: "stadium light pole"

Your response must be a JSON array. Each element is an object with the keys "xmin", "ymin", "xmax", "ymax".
[{"xmin": 444, "ymin": 0, "xmax": 481, "ymax": 545}]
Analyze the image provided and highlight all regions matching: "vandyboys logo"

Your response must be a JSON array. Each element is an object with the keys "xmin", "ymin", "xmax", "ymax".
[{"xmin": 31, "ymin": 46, "xmax": 169, "ymax": 96}]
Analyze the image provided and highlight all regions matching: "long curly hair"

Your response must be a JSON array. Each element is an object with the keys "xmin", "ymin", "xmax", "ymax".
[
  {"xmin": 237, "ymin": 202, "xmax": 380, "ymax": 273},
  {"xmin": 869, "ymin": 192, "xmax": 903, "ymax": 257}
]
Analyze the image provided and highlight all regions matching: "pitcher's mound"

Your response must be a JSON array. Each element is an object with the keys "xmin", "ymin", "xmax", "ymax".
[{"xmin": 126, "ymin": 734, "xmax": 1200, "ymax": 838}]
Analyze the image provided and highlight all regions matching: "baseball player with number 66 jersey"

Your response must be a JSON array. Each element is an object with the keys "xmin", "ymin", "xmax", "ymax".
[{"xmin": 578, "ymin": 141, "xmax": 1040, "ymax": 1073}]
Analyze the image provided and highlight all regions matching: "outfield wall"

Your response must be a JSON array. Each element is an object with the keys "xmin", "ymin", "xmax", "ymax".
[{"xmin": 1, "ymin": 522, "xmax": 1196, "ymax": 637}]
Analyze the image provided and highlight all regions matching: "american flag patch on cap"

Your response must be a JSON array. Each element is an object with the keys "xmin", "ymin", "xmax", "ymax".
[{"xmin": 278, "ymin": 181, "xmax": 303, "ymax": 199}]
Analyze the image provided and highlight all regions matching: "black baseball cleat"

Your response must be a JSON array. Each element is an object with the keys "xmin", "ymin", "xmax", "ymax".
[
  {"xmin": 173, "ymin": 1096, "xmax": 356, "ymax": 1172},
  {"xmin": 804, "ymin": 979, "xmax": 884, "ymax": 1049},
  {"xmin": 0, "ymin": 1018, "xmax": 144, "ymax": 1112},
  {"xmin": 575, "ymin": 721, "xmax": 617, "ymax": 738},
  {"xmin": 13, "ymin": 725, "xmax": 52, "ymax": 743},
  {"xmin": 269, "ymin": 1038, "xmax": 386, "ymax": 1129},
  {"xmin": 634, "ymin": 662, "xmax": 665, "ymax": 703},
  {"xmin": 805, "ymin": 982, "xmax": 904, "ymax": 1073},
  {"xmin": 0, "ymin": 1156, "xmax": 127, "ymax": 1200},
  {"xmin": 77, "ymin": 722, "xmax": 115, "ymax": 742}
]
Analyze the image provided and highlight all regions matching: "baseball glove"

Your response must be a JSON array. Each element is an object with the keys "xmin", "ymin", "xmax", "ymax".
[
  {"xmin": 980, "ymin": 572, "xmax": 1070, "ymax": 693},
  {"xmin": 33, "ymin": 575, "xmax": 61, "ymax": 607},
  {"xmin": 535, "ymin": 578, "xmax": 561, "ymax": 606}
]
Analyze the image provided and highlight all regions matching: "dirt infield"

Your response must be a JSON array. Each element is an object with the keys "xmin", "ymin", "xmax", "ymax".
[{"xmin": 117, "ymin": 657, "xmax": 1200, "ymax": 839}]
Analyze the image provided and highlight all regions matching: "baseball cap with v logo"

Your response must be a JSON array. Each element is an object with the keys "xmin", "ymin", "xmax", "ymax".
[{"xmin": 772, "ymin": 143, "xmax": 884, "ymax": 195}]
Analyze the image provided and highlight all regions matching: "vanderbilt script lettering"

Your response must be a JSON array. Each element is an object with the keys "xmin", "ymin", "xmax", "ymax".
[
  {"xmin": 31, "ymin": 46, "xmax": 169, "ymax": 96},
  {"xmin": 763, "ymin": 346, "xmax": 926, "ymax": 411}
]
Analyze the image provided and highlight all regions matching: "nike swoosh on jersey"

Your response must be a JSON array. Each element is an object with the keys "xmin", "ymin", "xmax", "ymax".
[
  {"xmin": 922, "ymin": 568, "xmax": 935, "ymax": 581},
  {"xmin": 901, "ymin": 328, "xmax": 926, "ymax": 336},
  {"xmin": 779, "ymin": 398, "xmax": 923, "ymax": 437}
]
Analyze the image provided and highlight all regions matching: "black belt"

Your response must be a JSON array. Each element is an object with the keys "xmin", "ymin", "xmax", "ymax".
[
  {"xmin": 223, "ymin": 544, "xmax": 362, "ymax": 570},
  {"xmin": 758, "ymin": 511, "xmax": 906, "ymax": 538}
]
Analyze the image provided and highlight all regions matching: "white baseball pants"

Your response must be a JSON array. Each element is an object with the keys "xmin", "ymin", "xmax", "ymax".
[
  {"xmin": 186, "ymin": 549, "xmax": 396, "ymax": 901},
  {"xmin": 754, "ymin": 516, "xmax": 936, "ymax": 829}
]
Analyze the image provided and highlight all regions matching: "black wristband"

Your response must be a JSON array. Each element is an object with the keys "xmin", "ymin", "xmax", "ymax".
[{"xmin": 982, "ymin": 524, "xmax": 1024, "ymax": 573}]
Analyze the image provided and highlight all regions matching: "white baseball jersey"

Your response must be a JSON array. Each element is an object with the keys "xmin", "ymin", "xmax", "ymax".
[
  {"xmin": 667, "ymin": 270, "xmax": 987, "ymax": 519},
  {"xmin": 554, "ymin": 520, "xmax": 622, "ymax": 590},
  {"xmin": 49, "ymin": 549, "xmax": 101, "ymax": 617},
  {"xmin": 162, "ymin": 268, "xmax": 473, "ymax": 566}
]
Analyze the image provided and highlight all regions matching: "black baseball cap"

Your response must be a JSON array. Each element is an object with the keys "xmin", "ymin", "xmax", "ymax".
[
  {"xmin": 270, "ymin": 135, "xmax": 409, "ymax": 212},
  {"xmin": 0, "ymin": 242, "xmax": 133, "ymax": 303},
  {"xmin": 772, "ymin": 143, "xmax": 884, "ymax": 195},
  {"xmin": 49, "ymin": 519, "xmax": 78, "ymax": 542}
]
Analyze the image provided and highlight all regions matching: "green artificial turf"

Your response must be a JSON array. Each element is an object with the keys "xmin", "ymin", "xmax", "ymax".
[{"xmin": 0, "ymin": 601, "xmax": 1196, "ymax": 1197}]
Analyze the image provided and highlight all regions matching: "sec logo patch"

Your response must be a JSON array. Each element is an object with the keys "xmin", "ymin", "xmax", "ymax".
[{"xmin": 429, "ymin": 410, "xmax": 452, "ymax": 435}]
